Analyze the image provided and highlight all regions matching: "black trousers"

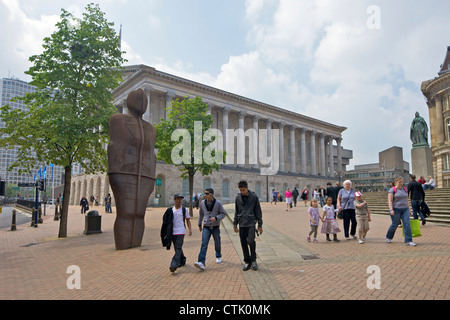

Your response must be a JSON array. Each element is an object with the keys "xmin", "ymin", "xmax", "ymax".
[
  {"xmin": 170, "ymin": 235, "xmax": 186, "ymax": 270},
  {"xmin": 239, "ymin": 226, "xmax": 256, "ymax": 264},
  {"xmin": 343, "ymin": 209, "xmax": 357, "ymax": 238}
]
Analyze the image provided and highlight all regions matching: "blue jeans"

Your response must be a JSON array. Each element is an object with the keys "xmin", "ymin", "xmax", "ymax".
[
  {"xmin": 386, "ymin": 207, "xmax": 412, "ymax": 243},
  {"xmin": 411, "ymin": 200, "xmax": 426, "ymax": 221},
  {"xmin": 197, "ymin": 227, "xmax": 222, "ymax": 266}
]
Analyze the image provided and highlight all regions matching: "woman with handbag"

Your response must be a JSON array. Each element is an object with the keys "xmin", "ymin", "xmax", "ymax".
[
  {"xmin": 337, "ymin": 180, "xmax": 357, "ymax": 240},
  {"xmin": 386, "ymin": 177, "xmax": 417, "ymax": 246}
]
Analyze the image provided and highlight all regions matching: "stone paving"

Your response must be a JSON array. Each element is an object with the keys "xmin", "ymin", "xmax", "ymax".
[{"xmin": 0, "ymin": 201, "xmax": 449, "ymax": 300}]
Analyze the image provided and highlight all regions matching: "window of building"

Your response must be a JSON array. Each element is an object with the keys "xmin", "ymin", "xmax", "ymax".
[
  {"xmin": 222, "ymin": 179, "xmax": 229, "ymax": 198},
  {"xmin": 444, "ymin": 154, "xmax": 450, "ymax": 172},
  {"xmin": 447, "ymin": 119, "xmax": 450, "ymax": 141}
]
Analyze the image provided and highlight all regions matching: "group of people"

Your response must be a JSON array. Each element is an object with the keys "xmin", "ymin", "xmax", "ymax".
[
  {"xmin": 161, "ymin": 180, "xmax": 263, "ymax": 273},
  {"xmin": 306, "ymin": 180, "xmax": 371, "ymax": 244},
  {"xmin": 306, "ymin": 174, "xmax": 428, "ymax": 246},
  {"xmin": 79, "ymin": 193, "xmax": 112, "ymax": 214}
]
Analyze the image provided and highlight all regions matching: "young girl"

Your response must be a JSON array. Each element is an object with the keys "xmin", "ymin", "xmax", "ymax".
[
  {"xmin": 307, "ymin": 199, "xmax": 323, "ymax": 243},
  {"xmin": 321, "ymin": 197, "xmax": 341, "ymax": 242}
]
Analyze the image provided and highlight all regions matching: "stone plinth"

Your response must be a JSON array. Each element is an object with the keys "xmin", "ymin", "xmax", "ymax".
[{"xmin": 411, "ymin": 146, "xmax": 433, "ymax": 179}]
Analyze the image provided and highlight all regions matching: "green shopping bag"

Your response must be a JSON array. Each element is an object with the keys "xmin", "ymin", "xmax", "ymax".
[{"xmin": 403, "ymin": 219, "xmax": 422, "ymax": 238}]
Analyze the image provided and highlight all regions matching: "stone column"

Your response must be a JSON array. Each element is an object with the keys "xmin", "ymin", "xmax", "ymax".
[
  {"xmin": 290, "ymin": 125, "xmax": 296, "ymax": 173},
  {"xmin": 206, "ymin": 103, "xmax": 213, "ymax": 116},
  {"xmin": 238, "ymin": 111, "xmax": 246, "ymax": 167},
  {"xmin": 143, "ymin": 85, "xmax": 153, "ymax": 124},
  {"xmin": 120, "ymin": 98, "xmax": 127, "ymax": 115},
  {"xmin": 435, "ymin": 94, "xmax": 445, "ymax": 142},
  {"xmin": 279, "ymin": 122, "xmax": 285, "ymax": 172},
  {"xmin": 252, "ymin": 115, "xmax": 260, "ymax": 169},
  {"xmin": 328, "ymin": 136, "xmax": 334, "ymax": 177},
  {"xmin": 222, "ymin": 106, "xmax": 231, "ymax": 154},
  {"xmin": 310, "ymin": 131, "xmax": 317, "ymax": 175},
  {"xmin": 165, "ymin": 90, "xmax": 176, "ymax": 120},
  {"xmin": 266, "ymin": 119, "xmax": 273, "ymax": 158},
  {"xmin": 300, "ymin": 128, "xmax": 307, "ymax": 174},
  {"xmin": 336, "ymin": 137, "xmax": 342, "ymax": 174},
  {"xmin": 319, "ymin": 133, "xmax": 326, "ymax": 176}
]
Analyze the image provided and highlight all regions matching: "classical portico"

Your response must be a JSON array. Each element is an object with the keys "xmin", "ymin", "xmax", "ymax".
[{"xmin": 69, "ymin": 65, "xmax": 352, "ymax": 206}]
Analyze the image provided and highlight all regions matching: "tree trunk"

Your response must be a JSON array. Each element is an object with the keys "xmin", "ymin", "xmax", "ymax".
[
  {"xmin": 188, "ymin": 172, "xmax": 194, "ymax": 218},
  {"xmin": 58, "ymin": 165, "xmax": 72, "ymax": 238}
]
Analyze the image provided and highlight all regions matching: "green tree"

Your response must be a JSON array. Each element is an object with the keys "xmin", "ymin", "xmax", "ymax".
[
  {"xmin": 155, "ymin": 96, "xmax": 225, "ymax": 217},
  {"xmin": 0, "ymin": 3, "xmax": 125, "ymax": 238}
]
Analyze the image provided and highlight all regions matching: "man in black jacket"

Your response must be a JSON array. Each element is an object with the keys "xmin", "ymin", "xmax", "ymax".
[
  {"xmin": 233, "ymin": 181, "xmax": 263, "ymax": 271},
  {"xmin": 161, "ymin": 194, "xmax": 192, "ymax": 273},
  {"xmin": 407, "ymin": 174, "xmax": 426, "ymax": 225}
]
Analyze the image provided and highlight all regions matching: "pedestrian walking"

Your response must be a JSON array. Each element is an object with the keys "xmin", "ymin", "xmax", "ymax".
[
  {"xmin": 161, "ymin": 193, "xmax": 192, "ymax": 273},
  {"xmin": 233, "ymin": 180, "xmax": 263, "ymax": 271},
  {"xmin": 354, "ymin": 191, "xmax": 371, "ymax": 244},
  {"xmin": 337, "ymin": 180, "xmax": 357, "ymax": 240},
  {"xmin": 80, "ymin": 196, "xmax": 89, "ymax": 214},
  {"xmin": 285, "ymin": 187, "xmax": 292, "ymax": 211},
  {"xmin": 407, "ymin": 174, "xmax": 426, "ymax": 225},
  {"xmin": 300, "ymin": 187, "xmax": 309, "ymax": 206},
  {"xmin": 105, "ymin": 193, "xmax": 112, "ymax": 213},
  {"xmin": 292, "ymin": 187, "xmax": 299, "ymax": 207},
  {"xmin": 386, "ymin": 177, "xmax": 417, "ymax": 246},
  {"xmin": 194, "ymin": 188, "xmax": 226, "ymax": 271},
  {"xmin": 386, "ymin": 177, "xmax": 416, "ymax": 246},
  {"xmin": 321, "ymin": 196, "xmax": 340, "ymax": 242},
  {"xmin": 307, "ymin": 199, "xmax": 322, "ymax": 243},
  {"xmin": 271, "ymin": 189, "xmax": 278, "ymax": 205}
]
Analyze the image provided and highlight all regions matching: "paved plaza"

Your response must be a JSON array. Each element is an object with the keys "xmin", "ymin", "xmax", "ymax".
[{"xmin": 0, "ymin": 201, "xmax": 449, "ymax": 301}]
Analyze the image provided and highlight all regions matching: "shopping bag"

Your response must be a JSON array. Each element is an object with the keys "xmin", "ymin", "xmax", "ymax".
[{"xmin": 403, "ymin": 219, "xmax": 422, "ymax": 238}]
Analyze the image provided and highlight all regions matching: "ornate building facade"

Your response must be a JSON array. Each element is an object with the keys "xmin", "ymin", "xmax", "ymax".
[
  {"xmin": 421, "ymin": 46, "xmax": 450, "ymax": 187},
  {"xmin": 69, "ymin": 65, "xmax": 353, "ymax": 206}
]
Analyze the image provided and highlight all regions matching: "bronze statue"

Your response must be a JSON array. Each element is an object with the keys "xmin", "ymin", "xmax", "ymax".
[
  {"xmin": 410, "ymin": 112, "xmax": 429, "ymax": 148},
  {"xmin": 108, "ymin": 89, "xmax": 156, "ymax": 250}
]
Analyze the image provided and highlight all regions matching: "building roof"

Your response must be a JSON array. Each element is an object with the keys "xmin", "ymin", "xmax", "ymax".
[{"xmin": 438, "ymin": 46, "xmax": 450, "ymax": 76}]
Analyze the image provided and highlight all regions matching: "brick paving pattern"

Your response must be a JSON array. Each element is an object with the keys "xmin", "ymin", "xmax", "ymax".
[{"xmin": 1, "ymin": 202, "xmax": 449, "ymax": 300}]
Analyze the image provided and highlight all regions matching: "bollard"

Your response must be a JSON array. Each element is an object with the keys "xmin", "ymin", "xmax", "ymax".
[
  {"xmin": 54, "ymin": 203, "xmax": 59, "ymax": 221},
  {"xmin": 11, "ymin": 209, "xmax": 16, "ymax": 231}
]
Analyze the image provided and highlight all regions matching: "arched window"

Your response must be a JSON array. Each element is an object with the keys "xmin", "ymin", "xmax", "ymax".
[
  {"xmin": 222, "ymin": 180, "xmax": 229, "ymax": 198},
  {"xmin": 203, "ymin": 178, "xmax": 211, "ymax": 190}
]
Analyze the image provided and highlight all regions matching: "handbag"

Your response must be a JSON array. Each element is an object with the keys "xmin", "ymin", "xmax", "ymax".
[
  {"xmin": 403, "ymin": 219, "xmax": 422, "ymax": 238},
  {"xmin": 337, "ymin": 210, "xmax": 344, "ymax": 219}
]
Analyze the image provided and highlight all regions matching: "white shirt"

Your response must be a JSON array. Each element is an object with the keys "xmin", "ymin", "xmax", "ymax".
[{"xmin": 172, "ymin": 206, "xmax": 190, "ymax": 235}]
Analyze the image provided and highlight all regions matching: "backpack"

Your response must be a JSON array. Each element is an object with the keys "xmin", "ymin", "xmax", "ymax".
[{"xmin": 392, "ymin": 186, "xmax": 407, "ymax": 194}]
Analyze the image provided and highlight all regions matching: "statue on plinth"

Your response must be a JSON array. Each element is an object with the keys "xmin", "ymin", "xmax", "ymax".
[
  {"xmin": 410, "ymin": 112, "xmax": 429, "ymax": 148},
  {"xmin": 108, "ymin": 89, "xmax": 156, "ymax": 250}
]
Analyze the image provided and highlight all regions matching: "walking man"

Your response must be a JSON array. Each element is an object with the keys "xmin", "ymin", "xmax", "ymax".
[
  {"xmin": 233, "ymin": 180, "xmax": 263, "ymax": 271},
  {"xmin": 161, "ymin": 193, "xmax": 192, "ymax": 273},
  {"xmin": 407, "ymin": 174, "xmax": 426, "ymax": 225},
  {"xmin": 194, "ymin": 188, "xmax": 226, "ymax": 271}
]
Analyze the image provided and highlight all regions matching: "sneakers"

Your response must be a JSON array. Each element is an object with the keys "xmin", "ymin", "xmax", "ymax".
[
  {"xmin": 405, "ymin": 242, "xmax": 417, "ymax": 246},
  {"xmin": 216, "ymin": 258, "xmax": 222, "ymax": 264},
  {"xmin": 194, "ymin": 262, "xmax": 205, "ymax": 271},
  {"xmin": 386, "ymin": 238, "xmax": 392, "ymax": 243},
  {"xmin": 243, "ymin": 261, "xmax": 259, "ymax": 271}
]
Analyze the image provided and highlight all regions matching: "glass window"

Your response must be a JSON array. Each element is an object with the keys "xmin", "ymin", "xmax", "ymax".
[
  {"xmin": 444, "ymin": 154, "xmax": 450, "ymax": 171},
  {"xmin": 222, "ymin": 180, "xmax": 229, "ymax": 198}
]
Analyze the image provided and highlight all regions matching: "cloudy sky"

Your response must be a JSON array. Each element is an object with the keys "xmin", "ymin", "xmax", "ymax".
[{"xmin": 1, "ymin": 0, "xmax": 449, "ymax": 170}]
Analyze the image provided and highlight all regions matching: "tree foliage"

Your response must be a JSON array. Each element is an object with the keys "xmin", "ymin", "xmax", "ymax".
[
  {"xmin": 155, "ymin": 96, "xmax": 224, "ymax": 216},
  {"xmin": 0, "ymin": 3, "xmax": 126, "ymax": 237}
]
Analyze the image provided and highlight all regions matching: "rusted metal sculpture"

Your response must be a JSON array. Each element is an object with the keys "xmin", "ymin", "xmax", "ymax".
[{"xmin": 108, "ymin": 89, "xmax": 156, "ymax": 250}]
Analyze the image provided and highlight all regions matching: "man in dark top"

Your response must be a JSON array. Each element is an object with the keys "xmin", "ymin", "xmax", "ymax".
[
  {"xmin": 233, "ymin": 180, "xmax": 263, "ymax": 271},
  {"xmin": 407, "ymin": 174, "xmax": 426, "ymax": 225},
  {"xmin": 326, "ymin": 182, "xmax": 338, "ymax": 209}
]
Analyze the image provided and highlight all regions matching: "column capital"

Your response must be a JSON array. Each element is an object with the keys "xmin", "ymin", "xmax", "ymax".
[
  {"xmin": 253, "ymin": 114, "xmax": 261, "ymax": 121},
  {"xmin": 239, "ymin": 111, "xmax": 247, "ymax": 119},
  {"xmin": 142, "ymin": 85, "xmax": 153, "ymax": 94},
  {"xmin": 223, "ymin": 105, "xmax": 232, "ymax": 114},
  {"xmin": 165, "ymin": 90, "xmax": 176, "ymax": 99},
  {"xmin": 278, "ymin": 121, "xmax": 286, "ymax": 128}
]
